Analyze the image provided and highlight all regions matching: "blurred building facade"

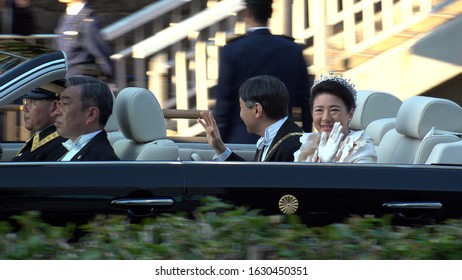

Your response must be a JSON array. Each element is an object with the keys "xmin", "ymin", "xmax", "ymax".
[{"xmin": 1, "ymin": 0, "xmax": 462, "ymax": 141}]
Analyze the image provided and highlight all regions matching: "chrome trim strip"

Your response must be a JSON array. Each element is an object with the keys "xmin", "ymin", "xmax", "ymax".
[
  {"xmin": 382, "ymin": 202, "xmax": 443, "ymax": 209},
  {"xmin": 111, "ymin": 198, "xmax": 174, "ymax": 207}
]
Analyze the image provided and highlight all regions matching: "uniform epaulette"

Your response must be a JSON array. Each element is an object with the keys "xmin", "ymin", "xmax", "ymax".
[
  {"xmin": 276, "ymin": 34, "xmax": 308, "ymax": 49},
  {"xmin": 276, "ymin": 34, "xmax": 295, "ymax": 42},
  {"xmin": 226, "ymin": 34, "xmax": 247, "ymax": 44}
]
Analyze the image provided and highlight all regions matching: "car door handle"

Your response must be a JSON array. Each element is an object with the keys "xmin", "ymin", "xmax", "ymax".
[
  {"xmin": 382, "ymin": 202, "xmax": 443, "ymax": 210},
  {"xmin": 111, "ymin": 198, "xmax": 174, "ymax": 207}
]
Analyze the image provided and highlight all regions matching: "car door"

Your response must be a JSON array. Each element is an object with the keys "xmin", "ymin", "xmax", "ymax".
[
  {"xmin": 0, "ymin": 161, "xmax": 185, "ymax": 224},
  {"xmin": 181, "ymin": 161, "xmax": 462, "ymax": 225}
]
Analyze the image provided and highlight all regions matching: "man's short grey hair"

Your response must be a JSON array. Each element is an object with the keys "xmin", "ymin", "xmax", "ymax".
[{"xmin": 65, "ymin": 76, "xmax": 114, "ymax": 126}]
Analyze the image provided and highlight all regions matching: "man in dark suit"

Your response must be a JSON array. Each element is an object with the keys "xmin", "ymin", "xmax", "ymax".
[
  {"xmin": 55, "ymin": 75, "xmax": 119, "ymax": 161},
  {"xmin": 199, "ymin": 75, "xmax": 303, "ymax": 162},
  {"xmin": 214, "ymin": 0, "xmax": 312, "ymax": 144},
  {"xmin": 12, "ymin": 80, "xmax": 68, "ymax": 161}
]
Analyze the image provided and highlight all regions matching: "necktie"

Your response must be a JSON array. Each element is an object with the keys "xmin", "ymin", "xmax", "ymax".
[{"xmin": 255, "ymin": 145, "xmax": 267, "ymax": 161}]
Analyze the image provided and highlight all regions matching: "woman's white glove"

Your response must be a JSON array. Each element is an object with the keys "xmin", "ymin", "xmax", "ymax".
[{"xmin": 318, "ymin": 122, "xmax": 344, "ymax": 162}]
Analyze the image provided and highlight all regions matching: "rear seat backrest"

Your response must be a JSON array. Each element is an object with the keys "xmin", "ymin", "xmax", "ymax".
[
  {"xmin": 425, "ymin": 141, "xmax": 462, "ymax": 165},
  {"xmin": 112, "ymin": 87, "xmax": 179, "ymax": 160},
  {"xmin": 376, "ymin": 96, "xmax": 462, "ymax": 163},
  {"xmin": 413, "ymin": 129, "xmax": 460, "ymax": 164},
  {"xmin": 349, "ymin": 90, "xmax": 402, "ymax": 131}
]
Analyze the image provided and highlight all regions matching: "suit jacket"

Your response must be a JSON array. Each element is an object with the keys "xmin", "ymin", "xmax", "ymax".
[
  {"xmin": 227, "ymin": 118, "xmax": 304, "ymax": 162},
  {"xmin": 12, "ymin": 125, "xmax": 67, "ymax": 161},
  {"xmin": 214, "ymin": 29, "xmax": 312, "ymax": 144},
  {"xmin": 69, "ymin": 131, "xmax": 119, "ymax": 161}
]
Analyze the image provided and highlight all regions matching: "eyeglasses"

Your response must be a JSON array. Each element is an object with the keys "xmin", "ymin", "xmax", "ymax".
[
  {"xmin": 21, "ymin": 98, "xmax": 51, "ymax": 110},
  {"xmin": 22, "ymin": 98, "xmax": 38, "ymax": 109}
]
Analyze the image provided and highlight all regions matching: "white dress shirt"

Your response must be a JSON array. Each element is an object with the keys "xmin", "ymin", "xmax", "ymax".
[
  {"xmin": 60, "ymin": 130, "xmax": 101, "ymax": 161},
  {"xmin": 255, "ymin": 116, "xmax": 287, "ymax": 161}
]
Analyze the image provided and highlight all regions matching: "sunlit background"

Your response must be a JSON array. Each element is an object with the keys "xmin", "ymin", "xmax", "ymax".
[{"xmin": 1, "ymin": 0, "xmax": 461, "ymax": 141}]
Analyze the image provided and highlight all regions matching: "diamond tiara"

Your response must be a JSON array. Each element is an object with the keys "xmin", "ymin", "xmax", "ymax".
[{"xmin": 313, "ymin": 71, "xmax": 357, "ymax": 100}]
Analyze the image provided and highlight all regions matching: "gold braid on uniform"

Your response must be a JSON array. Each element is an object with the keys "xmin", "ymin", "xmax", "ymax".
[
  {"xmin": 263, "ymin": 132, "xmax": 304, "ymax": 161},
  {"xmin": 31, "ymin": 131, "xmax": 59, "ymax": 152},
  {"xmin": 16, "ymin": 137, "xmax": 32, "ymax": 156},
  {"xmin": 17, "ymin": 131, "xmax": 60, "ymax": 156}
]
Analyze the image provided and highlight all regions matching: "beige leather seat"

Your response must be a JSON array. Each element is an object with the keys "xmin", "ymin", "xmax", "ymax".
[
  {"xmin": 376, "ymin": 96, "xmax": 462, "ymax": 164},
  {"xmin": 105, "ymin": 113, "xmax": 125, "ymax": 145},
  {"xmin": 365, "ymin": 118, "xmax": 397, "ymax": 146},
  {"xmin": 104, "ymin": 90, "xmax": 126, "ymax": 145},
  {"xmin": 425, "ymin": 140, "xmax": 462, "ymax": 165},
  {"xmin": 113, "ymin": 87, "xmax": 179, "ymax": 160},
  {"xmin": 349, "ymin": 90, "xmax": 402, "ymax": 131}
]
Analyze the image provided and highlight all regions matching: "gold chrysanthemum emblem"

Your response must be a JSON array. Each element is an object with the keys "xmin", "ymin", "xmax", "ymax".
[{"xmin": 278, "ymin": 195, "xmax": 299, "ymax": 215}]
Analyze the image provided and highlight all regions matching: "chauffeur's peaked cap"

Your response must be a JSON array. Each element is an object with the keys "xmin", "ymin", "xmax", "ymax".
[{"xmin": 24, "ymin": 79, "xmax": 66, "ymax": 100}]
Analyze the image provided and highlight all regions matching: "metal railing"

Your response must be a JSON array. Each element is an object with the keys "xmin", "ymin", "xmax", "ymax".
[
  {"xmin": 321, "ymin": 0, "xmax": 432, "ymax": 71},
  {"xmin": 101, "ymin": 0, "xmax": 189, "ymax": 42},
  {"xmin": 0, "ymin": 104, "xmax": 302, "ymax": 142},
  {"xmin": 0, "ymin": 34, "xmax": 56, "ymax": 48},
  {"xmin": 105, "ymin": 0, "xmax": 214, "ymax": 90}
]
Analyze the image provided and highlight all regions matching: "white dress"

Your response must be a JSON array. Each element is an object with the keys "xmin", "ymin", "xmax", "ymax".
[{"xmin": 293, "ymin": 130, "xmax": 377, "ymax": 163}]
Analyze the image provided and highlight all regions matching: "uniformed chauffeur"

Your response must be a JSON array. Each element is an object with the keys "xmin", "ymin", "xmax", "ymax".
[{"xmin": 12, "ymin": 80, "xmax": 68, "ymax": 161}]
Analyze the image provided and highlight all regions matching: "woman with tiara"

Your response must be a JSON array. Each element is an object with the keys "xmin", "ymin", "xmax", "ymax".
[{"xmin": 294, "ymin": 72, "xmax": 377, "ymax": 163}]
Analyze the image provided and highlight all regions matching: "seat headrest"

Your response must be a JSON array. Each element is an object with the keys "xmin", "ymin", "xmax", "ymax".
[
  {"xmin": 349, "ymin": 90, "xmax": 402, "ymax": 130},
  {"xmin": 365, "ymin": 118, "xmax": 396, "ymax": 145},
  {"xmin": 104, "ymin": 90, "xmax": 119, "ymax": 132},
  {"xmin": 115, "ymin": 87, "xmax": 166, "ymax": 142},
  {"xmin": 395, "ymin": 96, "xmax": 462, "ymax": 139},
  {"xmin": 105, "ymin": 113, "xmax": 120, "ymax": 132}
]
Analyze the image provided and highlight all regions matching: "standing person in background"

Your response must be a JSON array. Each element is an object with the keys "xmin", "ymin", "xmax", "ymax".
[
  {"xmin": 1, "ymin": 0, "xmax": 35, "ymax": 35},
  {"xmin": 54, "ymin": 75, "xmax": 119, "ymax": 161},
  {"xmin": 214, "ymin": 0, "xmax": 312, "ymax": 144},
  {"xmin": 54, "ymin": 0, "xmax": 114, "ymax": 83},
  {"xmin": 12, "ymin": 80, "xmax": 68, "ymax": 161}
]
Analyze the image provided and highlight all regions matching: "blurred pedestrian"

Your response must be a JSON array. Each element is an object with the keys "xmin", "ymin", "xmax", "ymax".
[{"xmin": 54, "ymin": 0, "xmax": 114, "ymax": 83}]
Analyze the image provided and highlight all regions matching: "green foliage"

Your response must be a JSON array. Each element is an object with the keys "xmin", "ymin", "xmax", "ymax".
[{"xmin": 1, "ymin": 198, "xmax": 462, "ymax": 259}]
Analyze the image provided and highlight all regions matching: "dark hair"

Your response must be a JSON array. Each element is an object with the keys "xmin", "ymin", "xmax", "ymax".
[
  {"xmin": 247, "ymin": 4, "xmax": 272, "ymax": 24},
  {"xmin": 65, "ymin": 76, "xmax": 114, "ymax": 126},
  {"xmin": 239, "ymin": 75, "xmax": 289, "ymax": 120},
  {"xmin": 310, "ymin": 80, "xmax": 356, "ymax": 112}
]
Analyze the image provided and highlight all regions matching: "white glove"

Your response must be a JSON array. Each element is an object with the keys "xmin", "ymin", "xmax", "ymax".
[{"xmin": 318, "ymin": 122, "xmax": 344, "ymax": 162}]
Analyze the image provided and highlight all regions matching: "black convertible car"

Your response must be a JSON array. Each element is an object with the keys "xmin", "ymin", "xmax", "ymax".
[{"xmin": 2, "ymin": 40, "xmax": 462, "ymax": 226}]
